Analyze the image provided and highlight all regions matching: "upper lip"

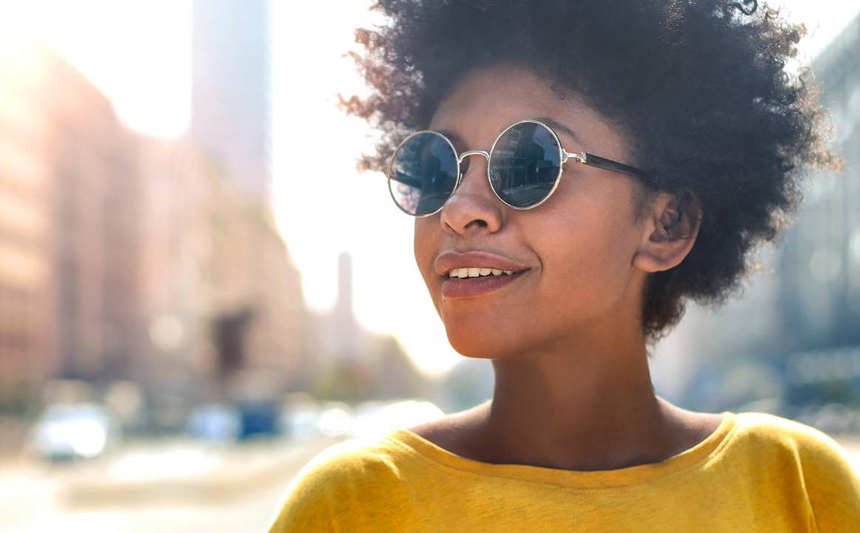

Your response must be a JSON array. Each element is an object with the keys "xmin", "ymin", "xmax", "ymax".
[{"xmin": 434, "ymin": 250, "xmax": 532, "ymax": 277}]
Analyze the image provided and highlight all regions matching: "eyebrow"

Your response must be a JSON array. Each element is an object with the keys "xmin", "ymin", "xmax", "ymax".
[
  {"xmin": 436, "ymin": 128, "xmax": 467, "ymax": 152},
  {"xmin": 535, "ymin": 117, "xmax": 584, "ymax": 148}
]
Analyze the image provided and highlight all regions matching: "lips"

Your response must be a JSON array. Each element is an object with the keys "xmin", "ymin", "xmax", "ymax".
[{"xmin": 434, "ymin": 250, "xmax": 531, "ymax": 278}]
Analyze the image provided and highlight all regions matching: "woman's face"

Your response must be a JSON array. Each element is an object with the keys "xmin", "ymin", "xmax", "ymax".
[{"xmin": 414, "ymin": 64, "xmax": 654, "ymax": 360}]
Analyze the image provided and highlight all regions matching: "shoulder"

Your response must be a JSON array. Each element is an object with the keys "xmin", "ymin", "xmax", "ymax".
[
  {"xmin": 285, "ymin": 432, "xmax": 407, "ymax": 494},
  {"xmin": 729, "ymin": 410, "xmax": 857, "ymax": 468},
  {"xmin": 264, "ymin": 433, "xmax": 410, "ymax": 532},
  {"xmin": 733, "ymin": 411, "xmax": 860, "ymax": 527},
  {"xmin": 732, "ymin": 410, "xmax": 857, "ymax": 460}
]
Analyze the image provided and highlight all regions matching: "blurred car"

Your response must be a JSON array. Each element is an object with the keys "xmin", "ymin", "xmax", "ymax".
[
  {"xmin": 279, "ymin": 403, "xmax": 322, "ymax": 441},
  {"xmin": 28, "ymin": 402, "xmax": 122, "ymax": 462},
  {"xmin": 236, "ymin": 399, "xmax": 281, "ymax": 439},
  {"xmin": 317, "ymin": 401, "xmax": 354, "ymax": 437},
  {"xmin": 812, "ymin": 402, "xmax": 855, "ymax": 435},
  {"xmin": 186, "ymin": 403, "xmax": 242, "ymax": 443}
]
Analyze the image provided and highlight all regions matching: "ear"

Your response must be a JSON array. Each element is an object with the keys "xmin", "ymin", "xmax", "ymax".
[{"xmin": 631, "ymin": 190, "xmax": 702, "ymax": 274}]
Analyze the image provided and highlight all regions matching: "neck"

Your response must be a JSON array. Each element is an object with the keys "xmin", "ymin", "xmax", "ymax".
[{"xmin": 471, "ymin": 318, "xmax": 676, "ymax": 472}]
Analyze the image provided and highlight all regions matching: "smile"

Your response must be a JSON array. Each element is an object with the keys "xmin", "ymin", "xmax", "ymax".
[
  {"xmin": 441, "ymin": 269, "xmax": 528, "ymax": 299},
  {"xmin": 447, "ymin": 267, "xmax": 522, "ymax": 278}
]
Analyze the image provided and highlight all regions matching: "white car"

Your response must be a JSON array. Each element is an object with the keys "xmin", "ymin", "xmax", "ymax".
[{"xmin": 29, "ymin": 402, "xmax": 122, "ymax": 461}]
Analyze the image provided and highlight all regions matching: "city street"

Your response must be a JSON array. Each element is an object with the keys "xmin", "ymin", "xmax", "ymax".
[{"xmin": 0, "ymin": 435, "xmax": 343, "ymax": 533}]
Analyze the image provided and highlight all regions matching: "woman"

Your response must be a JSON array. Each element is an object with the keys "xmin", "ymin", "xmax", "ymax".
[{"xmin": 266, "ymin": 0, "xmax": 860, "ymax": 530}]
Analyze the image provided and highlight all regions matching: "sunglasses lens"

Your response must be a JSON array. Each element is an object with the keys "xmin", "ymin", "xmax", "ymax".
[
  {"xmin": 489, "ymin": 122, "xmax": 562, "ymax": 208},
  {"xmin": 388, "ymin": 132, "xmax": 459, "ymax": 216}
]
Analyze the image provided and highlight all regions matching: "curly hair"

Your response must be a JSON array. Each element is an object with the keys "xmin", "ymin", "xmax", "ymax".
[{"xmin": 339, "ymin": 0, "xmax": 844, "ymax": 348}]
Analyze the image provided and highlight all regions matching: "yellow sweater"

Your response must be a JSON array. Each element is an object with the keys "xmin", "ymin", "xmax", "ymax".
[{"xmin": 264, "ymin": 411, "xmax": 860, "ymax": 532}]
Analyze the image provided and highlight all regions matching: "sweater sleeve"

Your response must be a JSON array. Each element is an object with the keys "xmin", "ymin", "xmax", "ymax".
[{"xmin": 800, "ymin": 429, "xmax": 860, "ymax": 531}]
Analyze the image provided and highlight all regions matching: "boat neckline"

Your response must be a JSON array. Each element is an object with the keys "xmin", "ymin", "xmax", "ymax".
[{"xmin": 384, "ymin": 410, "xmax": 739, "ymax": 489}]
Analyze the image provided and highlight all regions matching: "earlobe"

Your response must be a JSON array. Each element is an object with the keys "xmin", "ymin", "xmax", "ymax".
[{"xmin": 632, "ymin": 248, "xmax": 667, "ymax": 273}]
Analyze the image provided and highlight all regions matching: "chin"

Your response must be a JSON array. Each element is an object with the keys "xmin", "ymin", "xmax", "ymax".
[{"xmin": 445, "ymin": 329, "xmax": 508, "ymax": 360}]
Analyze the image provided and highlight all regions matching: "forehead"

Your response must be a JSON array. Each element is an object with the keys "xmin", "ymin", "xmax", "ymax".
[{"xmin": 428, "ymin": 64, "xmax": 622, "ymax": 156}]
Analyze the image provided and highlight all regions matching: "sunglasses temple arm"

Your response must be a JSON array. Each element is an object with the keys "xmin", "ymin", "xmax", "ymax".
[{"xmin": 579, "ymin": 152, "xmax": 660, "ymax": 188}]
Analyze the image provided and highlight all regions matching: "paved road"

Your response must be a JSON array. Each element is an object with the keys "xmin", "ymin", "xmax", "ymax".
[{"xmin": 0, "ymin": 435, "xmax": 341, "ymax": 533}]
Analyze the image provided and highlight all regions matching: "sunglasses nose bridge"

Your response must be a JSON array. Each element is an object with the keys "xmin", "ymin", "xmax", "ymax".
[
  {"xmin": 456, "ymin": 150, "xmax": 491, "ymax": 188},
  {"xmin": 457, "ymin": 150, "xmax": 490, "ymax": 165},
  {"xmin": 446, "ymin": 149, "xmax": 492, "ymax": 204}
]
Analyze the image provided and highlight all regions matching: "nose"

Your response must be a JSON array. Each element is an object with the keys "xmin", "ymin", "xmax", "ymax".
[{"xmin": 439, "ymin": 150, "xmax": 503, "ymax": 235}]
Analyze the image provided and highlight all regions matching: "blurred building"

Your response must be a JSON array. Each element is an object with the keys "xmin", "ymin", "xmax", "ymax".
[
  {"xmin": 0, "ymin": 39, "xmax": 143, "ymax": 404},
  {"xmin": 311, "ymin": 251, "xmax": 370, "ymax": 367},
  {"xmin": 0, "ymin": 40, "xmax": 59, "ymax": 404},
  {"xmin": 202, "ymin": 161, "xmax": 307, "ymax": 398},
  {"xmin": 135, "ymin": 138, "xmax": 216, "ymax": 401},
  {"xmin": 776, "ymin": 11, "xmax": 860, "ymax": 351},
  {"xmin": 135, "ymin": 135, "xmax": 310, "ymax": 413},
  {"xmin": 191, "ymin": 0, "xmax": 272, "ymax": 202},
  {"xmin": 49, "ymin": 51, "xmax": 143, "ymax": 385},
  {"xmin": 306, "ymin": 250, "xmax": 431, "ymax": 402},
  {"xmin": 330, "ymin": 252, "xmax": 360, "ymax": 359},
  {"xmin": 666, "ymin": 14, "xmax": 860, "ymax": 411},
  {"xmin": 0, "ymin": 36, "xmax": 312, "ymax": 425}
]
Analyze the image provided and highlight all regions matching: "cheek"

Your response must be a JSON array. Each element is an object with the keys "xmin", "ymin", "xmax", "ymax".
[
  {"xmin": 413, "ymin": 219, "xmax": 438, "ymax": 296},
  {"xmin": 531, "ymin": 204, "xmax": 631, "ymax": 317}
]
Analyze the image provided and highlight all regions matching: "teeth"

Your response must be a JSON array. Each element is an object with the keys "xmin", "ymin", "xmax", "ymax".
[{"xmin": 448, "ymin": 267, "xmax": 520, "ymax": 278}]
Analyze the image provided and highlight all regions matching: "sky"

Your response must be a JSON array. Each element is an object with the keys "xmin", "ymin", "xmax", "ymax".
[{"xmin": 3, "ymin": 0, "xmax": 859, "ymax": 376}]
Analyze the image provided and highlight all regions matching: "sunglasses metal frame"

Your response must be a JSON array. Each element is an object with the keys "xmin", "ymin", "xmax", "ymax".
[{"xmin": 387, "ymin": 119, "xmax": 659, "ymax": 217}]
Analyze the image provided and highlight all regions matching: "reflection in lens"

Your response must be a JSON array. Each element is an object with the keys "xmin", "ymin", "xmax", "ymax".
[
  {"xmin": 388, "ymin": 132, "xmax": 459, "ymax": 216},
  {"xmin": 489, "ymin": 122, "xmax": 562, "ymax": 208}
]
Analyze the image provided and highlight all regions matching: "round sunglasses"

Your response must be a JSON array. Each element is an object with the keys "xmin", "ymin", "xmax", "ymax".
[{"xmin": 387, "ymin": 119, "xmax": 659, "ymax": 217}]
